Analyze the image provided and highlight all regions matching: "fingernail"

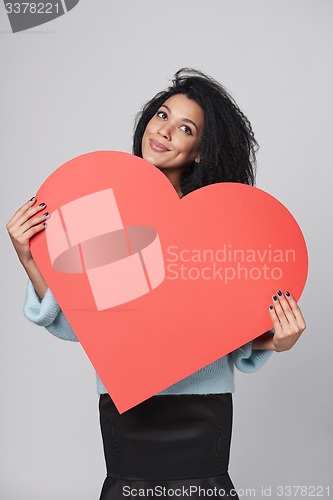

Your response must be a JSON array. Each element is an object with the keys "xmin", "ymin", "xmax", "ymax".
[
  {"xmin": 39, "ymin": 203, "xmax": 45, "ymax": 207},
  {"xmin": 285, "ymin": 291, "xmax": 290, "ymax": 297},
  {"xmin": 43, "ymin": 212, "xmax": 49, "ymax": 217},
  {"xmin": 269, "ymin": 305, "xmax": 274, "ymax": 310},
  {"xmin": 29, "ymin": 196, "xmax": 35, "ymax": 201},
  {"xmin": 277, "ymin": 290, "xmax": 282, "ymax": 296},
  {"xmin": 43, "ymin": 222, "xmax": 47, "ymax": 227},
  {"xmin": 273, "ymin": 295, "xmax": 278, "ymax": 301}
]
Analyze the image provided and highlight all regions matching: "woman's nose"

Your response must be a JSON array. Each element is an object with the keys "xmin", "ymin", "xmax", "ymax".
[{"xmin": 158, "ymin": 123, "xmax": 171, "ymax": 140}]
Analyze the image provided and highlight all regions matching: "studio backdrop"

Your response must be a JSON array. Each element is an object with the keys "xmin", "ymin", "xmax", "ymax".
[{"xmin": 1, "ymin": 1, "xmax": 332, "ymax": 499}]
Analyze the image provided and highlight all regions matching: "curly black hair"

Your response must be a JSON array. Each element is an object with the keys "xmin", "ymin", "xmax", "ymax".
[{"xmin": 133, "ymin": 68, "xmax": 258, "ymax": 195}]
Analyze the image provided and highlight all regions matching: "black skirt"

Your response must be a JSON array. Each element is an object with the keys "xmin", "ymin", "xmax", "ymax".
[{"xmin": 99, "ymin": 393, "xmax": 239, "ymax": 499}]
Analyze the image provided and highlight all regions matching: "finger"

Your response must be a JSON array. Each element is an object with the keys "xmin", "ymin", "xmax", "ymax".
[
  {"xmin": 6, "ymin": 197, "xmax": 37, "ymax": 228},
  {"xmin": 284, "ymin": 291, "xmax": 307, "ymax": 329},
  {"xmin": 21, "ymin": 210, "xmax": 49, "ymax": 235},
  {"xmin": 9, "ymin": 219, "xmax": 48, "ymax": 251},
  {"xmin": 23, "ymin": 220, "xmax": 48, "ymax": 240},
  {"xmin": 272, "ymin": 295, "xmax": 290, "ymax": 329},
  {"xmin": 268, "ymin": 304, "xmax": 283, "ymax": 334},
  {"xmin": 9, "ymin": 201, "xmax": 47, "ymax": 231},
  {"xmin": 10, "ymin": 210, "xmax": 49, "ymax": 244},
  {"xmin": 276, "ymin": 290, "xmax": 297, "ymax": 324}
]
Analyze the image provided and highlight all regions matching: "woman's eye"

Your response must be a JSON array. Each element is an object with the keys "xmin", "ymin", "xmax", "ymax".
[
  {"xmin": 180, "ymin": 125, "xmax": 192, "ymax": 135},
  {"xmin": 157, "ymin": 111, "xmax": 167, "ymax": 119}
]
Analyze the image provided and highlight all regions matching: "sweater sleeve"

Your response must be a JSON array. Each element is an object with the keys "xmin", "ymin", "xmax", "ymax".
[
  {"xmin": 230, "ymin": 338, "xmax": 273, "ymax": 373},
  {"xmin": 23, "ymin": 280, "xmax": 78, "ymax": 342}
]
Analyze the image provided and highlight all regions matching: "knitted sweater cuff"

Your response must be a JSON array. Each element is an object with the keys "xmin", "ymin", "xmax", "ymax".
[
  {"xmin": 23, "ymin": 281, "xmax": 79, "ymax": 342},
  {"xmin": 24, "ymin": 280, "xmax": 60, "ymax": 326},
  {"xmin": 231, "ymin": 340, "xmax": 273, "ymax": 373}
]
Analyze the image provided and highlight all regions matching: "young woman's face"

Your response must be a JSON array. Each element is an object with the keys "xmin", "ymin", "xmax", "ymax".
[{"xmin": 141, "ymin": 94, "xmax": 204, "ymax": 172}]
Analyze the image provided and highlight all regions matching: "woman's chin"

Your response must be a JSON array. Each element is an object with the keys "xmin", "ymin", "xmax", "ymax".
[{"xmin": 142, "ymin": 153, "xmax": 166, "ymax": 169}]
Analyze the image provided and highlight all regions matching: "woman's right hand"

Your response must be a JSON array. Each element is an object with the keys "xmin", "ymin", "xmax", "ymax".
[{"xmin": 6, "ymin": 197, "xmax": 49, "ymax": 264}]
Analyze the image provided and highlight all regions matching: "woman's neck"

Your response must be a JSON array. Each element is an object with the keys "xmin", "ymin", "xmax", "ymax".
[{"xmin": 158, "ymin": 167, "xmax": 183, "ymax": 198}]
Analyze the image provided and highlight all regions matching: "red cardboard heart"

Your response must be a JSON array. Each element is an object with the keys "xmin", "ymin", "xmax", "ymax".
[{"xmin": 31, "ymin": 151, "xmax": 308, "ymax": 413}]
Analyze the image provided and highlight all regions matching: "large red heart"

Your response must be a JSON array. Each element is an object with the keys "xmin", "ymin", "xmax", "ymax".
[{"xmin": 31, "ymin": 151, "xmax": 308, "ymax": 413}]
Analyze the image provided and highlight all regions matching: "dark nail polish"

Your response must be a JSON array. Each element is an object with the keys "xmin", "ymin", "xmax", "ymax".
[
  {"xmin": 286, "ymin": 291, "xmax": 290, "ymax": 297},
  {"xmin": 277, "ymin": 290, "xmax": 282, "ymax": 296},
  {"xmin": 43, "ymin": 212, "xmax": 49, "ymax": 217},
  {"xmin": 29, "ymin": 196, "xmax": 35, "ymax": 201},
  {"xmin": 43, "ymin": 222, "xmax": 47, "ymax": 227},
  {"xmin": 39, "ymin": 203, "xmax": 45, "ymax": 207},
  {"xmin": 269, "ymin": 305, "xmax": 274, "ymax": 310},
  {"xmin": 273, "ymin": 295, "xmax": 277, "ymax": 301}
]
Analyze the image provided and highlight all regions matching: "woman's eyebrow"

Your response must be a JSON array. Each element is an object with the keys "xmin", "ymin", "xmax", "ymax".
[{"xmin": 160, "ymin": 104, "xmax": 199, "ymax": 132}]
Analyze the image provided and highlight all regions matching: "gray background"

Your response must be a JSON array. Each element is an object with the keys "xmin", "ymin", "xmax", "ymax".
[{"xmin": 1, "ymin": 0, "xmax": 332, "ymax": 498}]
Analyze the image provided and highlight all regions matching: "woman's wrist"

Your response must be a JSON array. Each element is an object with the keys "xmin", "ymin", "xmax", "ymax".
[
  {"xmin": 20, "ymin": 257, "xmax": 48, "ymax": 300},
  {"xmin": 252, "ymin": 331, "xmax": 275, "ymax": 351},
  {"xmin": 19, "ymin": 253, "xmax": 34, "ymax": 268}
]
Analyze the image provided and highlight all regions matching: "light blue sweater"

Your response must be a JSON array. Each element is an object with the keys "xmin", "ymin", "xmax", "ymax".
[{"xmin": 24, "ymin": 281, "xmax": 273, "ymax": 395}]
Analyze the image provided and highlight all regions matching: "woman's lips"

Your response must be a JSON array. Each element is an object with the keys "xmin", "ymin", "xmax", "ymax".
[{"xmin": 149, "ymin": 139, "xmax": 170, "ymax": 153}]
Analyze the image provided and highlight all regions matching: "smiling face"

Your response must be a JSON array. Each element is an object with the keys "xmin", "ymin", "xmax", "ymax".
[{"xmin": 141, "ymin": 94, "xmax": 204, "ymax": 173}]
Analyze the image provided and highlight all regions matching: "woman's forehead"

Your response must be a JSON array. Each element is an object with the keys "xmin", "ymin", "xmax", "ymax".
[{"xmin": 161, "ymin": 94, "xmax": 204, "ymax": 126}]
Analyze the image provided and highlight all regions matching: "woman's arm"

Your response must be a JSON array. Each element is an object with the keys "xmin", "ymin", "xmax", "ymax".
[
  {"xmin": 7, "ymin": 197, "xmax": 78, "ymax": 341},
  {"xmin": 7, "ymin": 196, "xmax": 49, "ymax": 300},
  {"xmin": 22, "ymin": 258, "xmax": 48, "ymax": 300}
]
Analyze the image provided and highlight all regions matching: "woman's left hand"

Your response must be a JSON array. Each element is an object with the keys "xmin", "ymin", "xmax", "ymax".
[{"xmin": 252, "ymin": 290, "xmax": 307, "ymax": 352}]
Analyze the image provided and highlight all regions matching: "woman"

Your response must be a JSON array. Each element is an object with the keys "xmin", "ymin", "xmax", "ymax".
[{"xmin": 7, "ymin": 68, "xmax": 306, "ymax": 499}]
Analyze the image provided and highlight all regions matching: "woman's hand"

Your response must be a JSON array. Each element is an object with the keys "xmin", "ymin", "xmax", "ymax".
[
  {"xmin": 253, "ymin": 290, "xmax": 307, "ymax": 352},
  {"xmin": 6, "ymin": 197, "xmax": 49, "ymax": 264},
  {"xmin": 268, "ymin": 290, "xmax": 306, "ymax": 352}
]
